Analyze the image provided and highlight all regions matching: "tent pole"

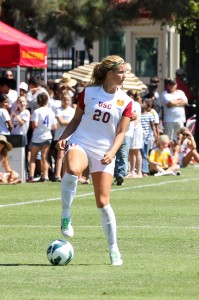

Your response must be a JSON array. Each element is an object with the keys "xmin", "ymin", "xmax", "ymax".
[
  {"xmin": 44, "ymin": 68, "xmax": 47, "ymax": 83},
  {"xmin": 17, "ymin": 65, "xmax": 20, "ymax": 95}
]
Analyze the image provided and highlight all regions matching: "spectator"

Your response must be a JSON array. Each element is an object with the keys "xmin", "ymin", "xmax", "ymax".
[
  {"xmin": 0, "ymin": 135, "xmax": 20, "ymax": 184},
  {"xmin": 127, "ymin": 90, "xmax": 143, "ymax": 178},
  {"xmin": 27, "ymin": 77, "xmax": 50, "ymax": 113},
  {"xmin": 10, "ymin": 96, "xmax": 30, "ymax": 144},
  {"xmin": 19, "ymin": 82, "xmax": 28, "ymax": 97},
  {"xmin": 175, "ymin": 69, "xmax": 195, "ymax": 103},
  {"xmin": 113, "ymin": 95, "xmax": 135, "ymax": 185},
  {"xmin": 175, "ymin": 68, "xmax": 195, "ymax": 119},
  {"xmin": 144, "ymin": 82, "xmax": 161, "ymax": 114},
  {"xmin": 141, "ymin": 98, "xmax": 157, "ymax": 176},
  {"xmin": 52, "ymin": 91, "xmax": 75, "ymax": 181},
  {"xmin": 46, "ymin": 80, "xmax": 62, "ymax": 113},
  {"xmin": 172, "ymin": 127, "xmax": 199, "ymax": 167},
  {"xmin": 55, "ymin": 73, "xmax": 77, "ymax": 99},
  {"xmin": 148, "ymin": 134, "xmax": 180, "ymax": 176},
  {"xmin": 27, "ymin": 93, "xmax": 57, "ymax": 182},
  {"xmin": 3, "ymin": 70, "xmax": 14, "ymax": 80},
  {"xmin": 0, "ymin": 77, "xmax": 10, "ymax": 95},
  {"xmin": 0, "ymin": 94, "xmax": 12, "ymax": 135},
  {"xmin": 160, "ymin": 79, "xmax": 188, "ymax": 140}
]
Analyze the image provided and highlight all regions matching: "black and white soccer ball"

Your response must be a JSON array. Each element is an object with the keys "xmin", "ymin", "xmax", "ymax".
[{"xmin": 47, "ymin": 239, "xmax": 74, "ymax": 266}]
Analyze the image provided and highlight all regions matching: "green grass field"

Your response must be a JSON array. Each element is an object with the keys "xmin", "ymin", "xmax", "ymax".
[{"xmin": 0, "ymin": 166, "xmax": 199, "ymax": 299}]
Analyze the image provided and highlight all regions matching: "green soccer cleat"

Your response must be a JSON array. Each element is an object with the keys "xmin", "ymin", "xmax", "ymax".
[
  {"xmin": 109, "ymin": 250, "xmax": 123, "ymax": 266},
  {"xmin": 61, "ymin": 218, "xmax": 74, "ymax": 238}
]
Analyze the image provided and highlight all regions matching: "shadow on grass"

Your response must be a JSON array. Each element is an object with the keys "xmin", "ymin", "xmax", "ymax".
[
  {"xmin": 0, "ymin": 263, "xmax": 51, "ymax": 266},
  {"xmin": 0, "ymin": 263, "xmax": 98, "ymax": 266}
]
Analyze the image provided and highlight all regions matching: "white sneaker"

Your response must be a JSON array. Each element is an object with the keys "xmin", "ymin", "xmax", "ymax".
[
  {"xmin": 109, "ymin": 250, "xmax": 123, "ymax": 266},
  {"xmin": 61, "ymin": 218, "xmax": 74, "ymax": 238}
]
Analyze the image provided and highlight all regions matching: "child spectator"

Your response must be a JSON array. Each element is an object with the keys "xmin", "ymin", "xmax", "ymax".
[
  {"xmin": 0, "ymin": 135, "xmax": 20, "ymax": 184},
  {"xmin": 27, "ymin": 93, "xmax": 57, "ymax": 182},
  {"xmin": 148, "ymin": 134, "xmax": 180, "ymax": 176},
  {"xmin": 140, "ymin": 98, "xmax": 157, "ymax": 176},
  {"xmin": 11, "ymin": 96, "xmax": 30, "ymax": 144}
]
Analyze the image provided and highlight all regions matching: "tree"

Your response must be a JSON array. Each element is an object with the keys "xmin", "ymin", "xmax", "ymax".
[{"xmin": 1, "ymin": 0, "xmax": 199, "ymax": 95}]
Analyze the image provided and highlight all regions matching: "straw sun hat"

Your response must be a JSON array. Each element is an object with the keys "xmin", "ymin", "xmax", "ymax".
[
  {"xmin": 0, "ymin": 135, "xmax": 13, "ymax": 151},
  {"xmin": 55, "ymin": 73, "xmax": 77, "ymax": 87}
]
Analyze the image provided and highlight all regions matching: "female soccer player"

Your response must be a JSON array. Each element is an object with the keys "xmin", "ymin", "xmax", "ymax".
[{"xmin": 56, "ymin": 55, "xmax": 132, "ymax": 266}]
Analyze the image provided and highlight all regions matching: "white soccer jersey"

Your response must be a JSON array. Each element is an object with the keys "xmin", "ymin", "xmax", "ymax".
[
  {"xmin": 31, "ymin": 106, "xmax": 56, "ymax": 143},
  {"xmin": 0, "ymin": 108, "xmax": 11, "ymax": 135},
  {"xmin": 54, "ymin": 106, "xmax": 75, "ymax": 141},
  {"xmin": 68, "ymin": 86, "xmax": 132, "ymax": 156}
]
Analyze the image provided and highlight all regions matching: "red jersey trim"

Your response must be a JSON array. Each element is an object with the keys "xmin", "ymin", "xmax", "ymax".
[
  {"xmin": 77, "ymin": 89, "xmax": 85, "ymax": 110},
  {"xmin": 122, "ymin": 101, "xmax": 133, "ymax": 118}
]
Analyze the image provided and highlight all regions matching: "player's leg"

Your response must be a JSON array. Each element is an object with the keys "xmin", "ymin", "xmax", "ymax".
[
  {"xmin": 40, "ymin": 143, "xmax": 51, "ymax": 180},
  {"xmin": 61, "ymin": 146, "xmax": 88, "ymax": 238},
  {"xmin": 92, "ymin": 171, "xmax": 123, "ymax": 266},
  {"xmin": 28, "ymin": 144, "xmax": 40, "ymax": 180}
]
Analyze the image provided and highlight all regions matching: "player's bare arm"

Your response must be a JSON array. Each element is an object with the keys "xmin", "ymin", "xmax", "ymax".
[{"xmin": 56, "ymin": 105, "xmax": 83, "ymax": 150}]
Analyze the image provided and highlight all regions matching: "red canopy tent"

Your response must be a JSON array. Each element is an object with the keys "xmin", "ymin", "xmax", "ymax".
[{"xmin": 0, "ymin": 21, "xmax": 48, "ymax": 87}]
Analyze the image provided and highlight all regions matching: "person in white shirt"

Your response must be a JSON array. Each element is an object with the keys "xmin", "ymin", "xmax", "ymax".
[
  {"xmin": 161, "ymin": 79, "xmax": 188, "ymax": 140},
  {"xmin": 52, "ymin": 91, "xmax": 75, "ymax": 181},
  {"xmin": 11, "ymin": 96, "xmax": 30, "ymax": 143},
  {"xmin": 56, "ymin": 55, "xmax": 132, "ymax": 266},
  {"xmin": 0, "ymin": 94, "xmax": 12, "ymax": 135},
  {"xmin": 127, "ymin": 91, "xmax": 143, "ymax": 178},
  {"xmin": 28, "ymin": 93, "xmax": 57, "ymax": 182},
  {"xmin": 27, "ymin": 77, "xmax": 50, "ymax": 113}
]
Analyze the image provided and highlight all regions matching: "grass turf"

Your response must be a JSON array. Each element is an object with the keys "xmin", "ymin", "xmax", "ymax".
[{"xmin": 0, "ymin": 166, "xmax": 199, "ymax": 299}]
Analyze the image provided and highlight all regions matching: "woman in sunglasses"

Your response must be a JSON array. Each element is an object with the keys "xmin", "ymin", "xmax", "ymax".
[{"xmin": 173, "ymin": 127, "xmax": 199, "ymax": 167}]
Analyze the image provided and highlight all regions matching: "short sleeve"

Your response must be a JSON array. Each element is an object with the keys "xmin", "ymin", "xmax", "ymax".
[
  {"xmin": 122, "ymin": 101, "xmax": 132, "ymax": 118},
  {"xmin": 76, "ymin": 89, "xmax": 85, "ymax": 110}
]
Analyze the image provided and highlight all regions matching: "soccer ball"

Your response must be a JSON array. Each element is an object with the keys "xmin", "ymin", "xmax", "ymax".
[{"xmin": 47, "ymin": 239, "xmax": 74, "ymax": 266}]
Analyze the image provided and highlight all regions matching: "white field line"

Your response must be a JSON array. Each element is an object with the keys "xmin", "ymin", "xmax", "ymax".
[
  {"xmin": 0, "ymin": 177, "xmax": 198, "ymax": 209},
  {"xmin": 0, "ymin": 224, "xmax": 199, "ymax": 230}
]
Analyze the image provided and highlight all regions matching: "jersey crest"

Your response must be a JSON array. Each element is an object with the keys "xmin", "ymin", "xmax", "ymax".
[{"xmin": 117, "ymin": 99, "xmax": 124, "ymax": 106}]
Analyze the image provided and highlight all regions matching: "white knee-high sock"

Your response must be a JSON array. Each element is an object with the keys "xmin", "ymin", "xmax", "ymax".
[
  {"xmin": 61, "ymin": 173, "xmax": 78, "ymax": 219},
  {"xmin": 98, "ymin": 204, "xmax": 118, "ymax": 251}
]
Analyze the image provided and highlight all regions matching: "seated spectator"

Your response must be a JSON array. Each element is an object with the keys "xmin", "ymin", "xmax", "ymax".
[
  {"xmin": 172, "ymin": 127, "xmax": 199, "ymax": 167},
  {"xmin": 0, "ymin": 135, "xmax": 20, "ymax": 184},
  {"xmin": 0, "ymin": 94, "xmax": 12, "ymax": 135},
  {"xmin": 148, "ymin": 134, "xmax": 180, "ymax": 176}
]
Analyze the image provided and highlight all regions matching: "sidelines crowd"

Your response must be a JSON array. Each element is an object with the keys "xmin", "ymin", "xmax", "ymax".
[{"xmin": 0, "ymin": 68, "xmax": 198, "ymax": 185}]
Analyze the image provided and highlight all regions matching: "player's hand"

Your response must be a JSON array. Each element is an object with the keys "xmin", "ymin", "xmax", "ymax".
[
  {"xmin": 100, "ymin": 152, "xmax": 114, "ymax": 165},
  {"xmin": 56, "ymin": 139, "xmax": 66, "ymax": 151}
]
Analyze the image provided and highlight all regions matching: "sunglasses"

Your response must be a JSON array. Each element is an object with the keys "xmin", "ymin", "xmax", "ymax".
[
  {"xmin": 183, "ymin": 134, "xmax": 189, "ymax": 137},
  {"xmin": 0, "ymin": 141, "xmax": 5, "ymax": 145}
]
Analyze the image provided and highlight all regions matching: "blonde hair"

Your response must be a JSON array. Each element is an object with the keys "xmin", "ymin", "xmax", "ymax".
[
  {"xmin": 157, "ymin": 134, "xmax": 170, "ymax": 146},
  {"xmin": 90, "ymin": 55, "xmax": 125, "ymax": 85},
  {"xmin": 177, "ymin": 127, "xmax": 189, "ymax": 135}
]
